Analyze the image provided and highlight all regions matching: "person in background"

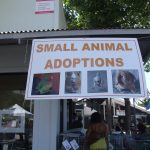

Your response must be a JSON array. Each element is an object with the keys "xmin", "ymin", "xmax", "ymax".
[
  {"xmin": 25, "ymin": 119, "xmax": 33, "ymax": 149},
  {"xmin": 73, "ymin": 115, "xmax": 83, "ymax": 128},
  {"xmin": 83, "ymin": 112, "xmax": 109, "ymax": 150},
  {"xmin": 71, "ymin": 112, "xmax": 78, "ymax": 128},
  {"xmin": 115, "ymin": 122, "xmax": 122, "ymax": 132},
  {"xmin": 137, "ymin": 119, "xmax": 146, "ymax": 134},
  {"xmin": 71, "ymin": 113, "xmax": 83, "ymax": 129}
]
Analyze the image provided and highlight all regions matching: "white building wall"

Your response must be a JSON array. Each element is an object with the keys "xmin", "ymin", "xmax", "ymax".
[{"xmin": 0, "ymin": 0, "xmax": 66, "ymax": 32}]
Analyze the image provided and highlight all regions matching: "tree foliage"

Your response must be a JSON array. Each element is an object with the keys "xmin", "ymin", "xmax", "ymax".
[
  {"xmin": 137, "ymin": 90, "xmax": 150, "ymax": 108},
  {"xmin": 63, "ymin": 0, "xmax": 150, "ymax": 70},
  {"xmin": 64, "ymin": 0, "xmax": 150, "ymax": 29},
  {"xmin": 144, "ymin": 57, "xmax": 150, "ymax": 72},
  {"xmin": 0, "ymin": 91, "xmax": 30, "ymax": 110},
  {"xmin": 137, "ymin": 98, "xmax": 150, "ymax": 108}
]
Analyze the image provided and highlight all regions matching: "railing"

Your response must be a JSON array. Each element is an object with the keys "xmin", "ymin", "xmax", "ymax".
[{"xmin": 57, "ymin": 132, "xmax": 150, "ymax": 150}]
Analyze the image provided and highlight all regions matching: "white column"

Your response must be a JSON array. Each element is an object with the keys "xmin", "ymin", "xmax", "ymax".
[
  {"xmin": 54, "ymin": 0, "xmax": 66, "ymax": 29},
  {"xmin": 32, "ymin": 100, "xmax": 60, "ymax": 150}
]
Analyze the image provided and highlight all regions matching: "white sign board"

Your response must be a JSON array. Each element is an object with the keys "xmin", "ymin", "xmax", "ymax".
[{"xmin": 25, "ymin": 38, "xmax": 147, "ymax": 100}]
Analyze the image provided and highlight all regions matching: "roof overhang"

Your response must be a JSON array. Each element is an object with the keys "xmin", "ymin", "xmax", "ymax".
[{"xmin": 0, "ymin": 29, "xmax": 150, "ymax": 61}]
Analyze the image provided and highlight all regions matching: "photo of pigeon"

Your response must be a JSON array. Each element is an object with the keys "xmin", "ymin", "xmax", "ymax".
[{"xmin": 87, "ymin": 71, "xmax": 108, "ymax": 93}]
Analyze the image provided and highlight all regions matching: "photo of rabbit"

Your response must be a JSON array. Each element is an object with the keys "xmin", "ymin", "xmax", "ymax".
[{"xmin": 112, "ymin": 70, "xmax": 141, "ymax": 94}]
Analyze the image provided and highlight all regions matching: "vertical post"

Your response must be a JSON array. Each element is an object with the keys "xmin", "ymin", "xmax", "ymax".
[
  {"xmin": 113, "ymin": 101, "xmax": 116, "ymax": 117},
  {"xmin": 106, "ymin": 98, "xmax": 112, "ymax": 133},
  {"xmin": 124, "ymin": 98, "xmax": 131, "ymax": 135},
  {"xmin": 30, "ymin": 100, "xmax": 33, "ymax": 113},
  {"xmin": 32, "ymin": 100, "xmax": 60, "ymax": 150},
  {"xmin": 109, "ymin": 98, "xmax": 112, "ymax": 133},
  {"xmin": 54, "ymin": 0, "xmax": 66, "ymax": 29},
  {"xmin": 68, "ymin": 100, "xmax": 74, "ymax": 129},
  {"xmin": 133, "ymin": 98, "xmax": 137, "ymax": 131},
  {"xmin": 63, "ymin": 99, "xmax": 68, "ymax": 132},
  {"xmin": 60, "ymin": 99, "xmax": 63, "ymax": 132},
  {"xmin": 82, "ymin": 99, "xmax": 85, "ymax": 128},
  {"xmin": 103, "ymin": 104, "xmax": 106, "ymax": 121}
]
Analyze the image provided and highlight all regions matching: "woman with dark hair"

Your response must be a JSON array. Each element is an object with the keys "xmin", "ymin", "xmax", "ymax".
[{"xmin": 83, "ymin": 112, "xmax": 109, "ymax": 150}]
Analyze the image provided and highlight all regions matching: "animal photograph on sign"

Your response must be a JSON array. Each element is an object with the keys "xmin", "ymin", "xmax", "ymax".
[
  {"xmin": 87, "ymin": 70, "xmax": 108, "ymax": 93},
  {"xmin": 65, "ymin": 71, "xmax": 81, "ymax": 94},
  {"xmin": 112, "ymin": 69, "xmax": 141, "ymax": 94},
  {"xmin": 31, "ymin": 73, "xmax": 60, "ymax": 95}
]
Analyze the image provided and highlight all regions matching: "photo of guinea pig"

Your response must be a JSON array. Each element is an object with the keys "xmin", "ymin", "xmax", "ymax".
[
  {"xmin": 65, "ymin": 71, "xmax": 81, "ymax": 93},
  {"xmin": 112, "ymin": 70, "xmax": 141, "ymax": 94}
]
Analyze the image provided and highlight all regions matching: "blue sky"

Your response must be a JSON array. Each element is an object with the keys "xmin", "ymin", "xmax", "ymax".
[{"xmin": 145, "ymin": 72, "xmax": 150, "ymax": 93}]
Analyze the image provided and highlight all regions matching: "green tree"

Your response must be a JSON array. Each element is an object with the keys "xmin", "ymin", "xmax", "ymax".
[
  {"xmin": 64, "ymin": 0, "xmax": 150, "ymax": 70},
  {"xmin": 137, "ymin": 99, "xmax": 149, "ymax": 107},
  {"xmin": 64, "ymin": 0, "xmax": 150, "ymax": 29},
  {"xmin": 137, "ymin": 90, "xmax": 150, "ymax": 108},
  {"xmin": 144, "ymin": 57, "xmax": 150, "ymax": 72}
]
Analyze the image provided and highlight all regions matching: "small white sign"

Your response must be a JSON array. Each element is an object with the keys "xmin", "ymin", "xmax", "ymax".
[
  {"xmin": 35, "ymin": 0, "xmax": 54, "ymax": 14},
  {"xmin": 116, "ymin": 110, "xmax": 125, "ymax": 116},
  {"xmin": 70, "ymin": 139, "xmax": 79, "ymax": 150},
  {"xmin": 62, "ymin": 139, "xmax": 72, "ymax": 150}
]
